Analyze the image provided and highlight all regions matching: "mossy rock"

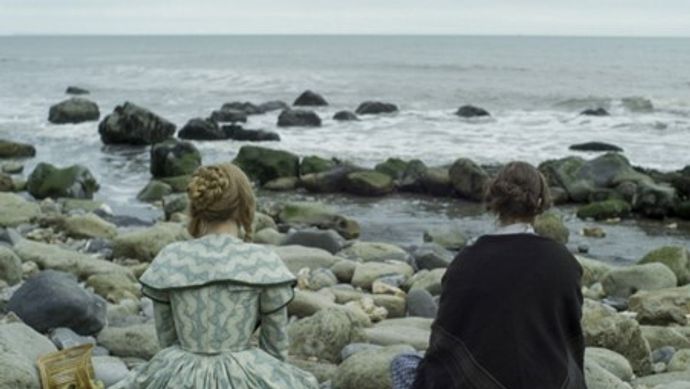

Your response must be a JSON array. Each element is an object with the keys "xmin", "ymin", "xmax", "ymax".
[
  {"xmin": 675, "ymin": 201, "xmax": 690, "ymax": 220},
  {"xmin": 534, "ymin": 212, "xmax": 569, "ymax": 244},
  {"xmin": 137, "ymin": 180, "xmax": 173, "ymax": 202},
  {"xmin": 576, "ymin": 199, "xmax": 631, "ymax": 220},
  {"xmin": 374, "ymin": 158, "xmax": 409, "ymax": 180},
  {"xmin": 159, "ymin": 175, "xmax": 192, "ymax": 192},
  {"xmin": 0, "ymin": 140, "xmax": 36, "ymax": 159},
  {"xmin": 345, "ymin": 171, "xmax": 394, "ymax": 196},
  {"xmin": 233, "ymin": 146, "xmax": 299, "ymax": 184},
  {"xmin": 150, "ymin": 139, "xmax": 201, "ymax": 178},
  {"xmin": 639, "ymin": 246, "xmax": 690, "ymax": 285},
  {"xmin": 300, "ymin": 156, "xmax": 336, "ymax": 176},
  {"xmin": 27, "ymin": 163, "xmax": 99, "ymax": 199}
]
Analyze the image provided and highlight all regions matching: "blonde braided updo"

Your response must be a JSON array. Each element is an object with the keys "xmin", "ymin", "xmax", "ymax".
[{"xmin": 186, "ymin": 163, "xmax": 256, "ymax": 241}]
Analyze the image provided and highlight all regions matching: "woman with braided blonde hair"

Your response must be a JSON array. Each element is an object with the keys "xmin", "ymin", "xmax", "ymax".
[{"xmin": 113, "ymin": 163, "xmax": 318, "ymax": 389}]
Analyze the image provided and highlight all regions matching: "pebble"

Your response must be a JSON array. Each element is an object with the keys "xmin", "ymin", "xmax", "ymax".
[
  {"xmin": 652, "ymin": 346, "xmax": 677, "ymax": 364},
  {"xmin": 49, "ymin": 327, "xmax": 96, "ymax": 349}
]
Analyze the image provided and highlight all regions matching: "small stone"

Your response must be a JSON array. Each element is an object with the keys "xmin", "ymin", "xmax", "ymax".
[
  {"xmin": 652, "ymin": 346, "xmax": 677, "ymax": 364},
  {"xmin": 406, "ymin": 288, "xmax": 438, "ymax": 318},
  {"xmin": 93, "ymin": 356, "xmax": 129, "ymax": 387},
  {"xmin": 49, "ymin": 327, "xmax": 96, "ymax": 349}
]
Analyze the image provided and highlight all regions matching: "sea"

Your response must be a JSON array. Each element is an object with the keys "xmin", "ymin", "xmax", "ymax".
[{"xmin": 0, "ymin": 35, "xmax": 689, "ymax": 261}]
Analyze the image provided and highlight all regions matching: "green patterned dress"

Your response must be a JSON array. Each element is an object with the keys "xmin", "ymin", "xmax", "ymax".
[{"xmin": 111, "ymin": 234, "xmax": 319, "ymax": 389}]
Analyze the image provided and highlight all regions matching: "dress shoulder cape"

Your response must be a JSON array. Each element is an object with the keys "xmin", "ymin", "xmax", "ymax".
[{"xmin": 140, "ymin": 234, "xmax": 296, "ymax": 290}]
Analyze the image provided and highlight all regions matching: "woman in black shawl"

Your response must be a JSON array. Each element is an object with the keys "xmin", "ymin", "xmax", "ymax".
[{"xmin": 391, "ymin": 161, "xmax": 586, "ymax": 389}]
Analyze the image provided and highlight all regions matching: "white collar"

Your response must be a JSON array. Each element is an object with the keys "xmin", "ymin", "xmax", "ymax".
[{"xmin": 491, "ymin": 223, "xmax": 535, "ymax": 235}]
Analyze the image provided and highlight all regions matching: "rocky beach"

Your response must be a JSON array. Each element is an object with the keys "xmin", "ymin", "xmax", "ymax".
[{"xmin": 1, "ymin": 35, "xmax": 690, "ymax": 389}]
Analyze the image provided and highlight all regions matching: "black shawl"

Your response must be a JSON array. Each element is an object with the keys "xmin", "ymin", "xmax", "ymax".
[{"xmin": 412, "ymin": 233, "xmax": 586, "ymax": 389}]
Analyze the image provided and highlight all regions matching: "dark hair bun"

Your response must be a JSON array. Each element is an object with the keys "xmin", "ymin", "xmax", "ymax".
[{"xmin": 485, "ymin": 161, "xmax": 552, "ymax": 222}]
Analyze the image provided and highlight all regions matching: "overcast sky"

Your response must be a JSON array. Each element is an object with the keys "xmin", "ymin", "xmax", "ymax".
[{"xmin": 1, "ymin": 0, "xmax": 689, "ymax": 36}]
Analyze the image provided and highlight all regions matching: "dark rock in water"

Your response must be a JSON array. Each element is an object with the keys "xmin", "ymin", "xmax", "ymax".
[
  {"xmin": 65, "ymin": 86, "xmax": 90, "ymax": 95},
  {"xmin": 577, "ymin": 244, "xmax": 590, "ymax": 254},
  {"xmin": 178, "ymin": 118, "xmax": 225, "ymax": 140},
  {"xmin": 355, "ymin": 101, "xmax": 398, "ymax": 115},
  {"xmin": 534, "ymin": 212, "xmax": 569, "ymax": 245},
  {"xmin": 8, "ymin": 270, "xmax": 107, "ymax": 335},
  {"xmin": 49, "ymin": 97, "xmax": 100, "ymax": 124},
  {"xmin": 397, "ymin": 160, "xmax": 454, "ymax": 197},
  {"xmin": 375, "ymin": 158, "xmax": 409, "ymax": 181},
  {"xmin": 570, "ymin": 142, "xmax": 623, "ymax": 152},
  {"xmin": 406, "ymin": 288, "xmax": 438, "ymax": 318},
  {"xmin": 137, "ymin": 180, "xmax": 173, "ymax": 202},
  {"xmin": 455, "ymin": 105, "xmax": 490, "ymax": 118},
  {"xmin": 577, "ymin": 199, "xmax": 632, "ymax": 220},
  {"xmin": 301, "ymin": 164, "xmax": 363, "ymax": 194},
  {"xmin": 99, "ymin": 102, "xmax": 176, "ymax": 145},
  {"xmin": 222, "ymin": 125, "xmax": 280, "ymax": 142},
  {"xmin": 448, "ymin": 158, "xmax": 489, "ymax": 201},
  {"xmin": 233, "ymin": 145, "xmax": 299, "ymax": 184},
  {"xmin": 150, "ymin": 139, "xmax": 201, "ymax": 178},
  {"xmin": 221, "ymin": 101, "xmax": 262, "ymax": 115},
  {"xmin": 27, "ymin": 162, "xmax": 99, "ymax": 199},
  {"xmin": 581, "ymin": 108, "xmax": 609, "ymax": 116},
  {"xmin": 344, "ymin": 170, "xmax": 394, "ymax": 197},
  {"xmin": 209, "ymin": 109, "xmax": 247, "ymax": 123},
  {"xmin": 300, "ymin": 156, "xmax": 336, "ymax": 176},
  {"xmin": 258, "ymin": 100, "xmax": 289, "ymax": 113},
  {"xmin": 277, "ymin": 109, "xmax": 322, "ymax": 127},
  {"xmin": 283, "ymin": 229, "xmax": 345, "ymax": 254},
  {"xmin": 633, "ymin": 180, "xmax": 677, "ymax": 219},
  {"xmin": 333, "ymin": 111, "xmax": 359, "ymax": 121},
  {"xmin": 675, "ymin": 201, "xmax": 690, "ymax": 220},
  {"xmin": 412, "ymin": 243, "xmax": 453, "ymax": 270},
  {"xmin": 163, "ymin": 194, "xmax": 188, "ymax": 220},
  {"xmin": 293, "ymin": 90, "xmax": 328, "ymax": 106},
  {"xmin": 0, "ymin": 139, "xmax": 36, "ymax": 159},
  {"xmin": 622, "ymin": 97, "xmax": 654, "ymax": 113},
  {"xmin": 651, "ymin": 346, "xmax": 676, "ymax": 364}
]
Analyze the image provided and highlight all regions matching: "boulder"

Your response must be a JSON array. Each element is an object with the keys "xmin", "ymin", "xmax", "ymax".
[
  {"xmin": 641, "ymin": 326, "xmax": 690, "ymax": 350},
  {"xmin": 639, "ymin": 246, "xmax": 690, "ymax": 285},
  {"xmin": 150, "ymin": 139, "xmax": 201, "ymax": 178},
  {"xmin": 585, "ymin": 347, "xmax": 634, "ymax": 382},
  {"xmin": 406, "ymin": 288, "xmax": 438, "ymax": 318},
  {"xmin": 633, "ymin": 371, "xmax": 690, "ymax": 388},
  {"xmin": 365, "ymin": 318, "xmax": 431, "ymax": 350},
  {"xmin": 0, "ymin": 322, "xmax": 57, "ymax": 389},
  {"xmin": 455, "ymin": 105, "xmax": 490, "ymax": 118},
  {"xmin": 277, "ymin": 109, "xmax": 321, "ymax": 127},
  {"xmin": 49, "ymin": 327, "xmax": 96, "ymax": 350},
  {"xmin": 405, "ymin": 269, "xmax": 446, "ymax": 295},
  {"xmin": 220, "ymin": 101, "xmax": 262, "ymax": 115},
  {"xmin": 263, "ymin": 177, "xmax": 299, "ymax": 191},
  {"xmin": 351, "ymin": 261, "xmax": 415, "ymax": 289},
  {"xmin": 534, "ymin": 212, "xmax": 570, "ymax": 244},
  {"xmin": 136, "ymin": 180, "xmax": 173, "ymax": 202},
  {"xmin": 332, "ymin": 344, "xmax": 414, "ymax": 389},
  {"xmin": 27, "ymin": 162, "xmax": 99, "ymax": 199},
  {"xmin": 411, "ymin": 243, "xmax": 453, "ymax": 270},
  {"xmin": 581, "ymin": 108, "xmax": 609, "ymax": 116},
  {"xmin": 628, "ymin": 286, "xmax": 690, "ymax": 325},
  {"xmin": 570, "ymin": 142, "xmax": 623, "ymax": 152},
  {"xmin": 162, "ymin": 193, "xmax": 188, "ymax": 220},
  {"xmin": 233, "ymin": 145, "xmax": 299, "ymax": 184},
  {"xmin": 293, "ymin": 90, "xmax": 328, "ymax": 106},
  {"xmin": 581, "ymin": 299, "xmax": 652, "ymax": 375},
  {"xmin": 289, "ymin": 357, "xmax": 337, "ymax": 384},
  {"xmin": 209, "ymin": 108, "xmax": 248, "ymax": 123},
  {"xmin": 372, "ymin": 294, "xmax": 406, "ymax": 318},
  {"xmin": 539, "ymin": 156, "xmax": 587, "ymax": 201},
  {"xmin": 277, "ymin": 202, "xmax": 360, "ymax": 239},
  {"xmin": 65, "ymin": 86, "xmax": 90, "ymax": 95},
  {"xmin": 97, "ymin": 323, "xmax": 160, "ymax": 359},
  {"xmin": 622, "ymin": 97, "xmax": 654, "ymax": 113},
  {"xmin": 258, "ymin": 100, "xmax": 289, "ymax": 113},
  {"xmin": 273, "ymin": 245, "xmax": 341, "ymax": 275},
  {"xmin": 282, "ymin": 229, "xmax": 345, "ymax": 254},
  {"xmin": 8, "ymin": 270, "xmax": 107, "ymax": 335},
  {"xmin": 333, "ymin": 111, "xmax": 358, "ymax": 121},
  {"xmin": 577, "ymin": 256, "xmax": 614, "ymax": 287},
  {"xmin": 93, "ymin": 356, "xmax": 130, "ymax": 387},
  {"xmin": 112, "ymin": 222, "xmax": 188, "ymax": 262},
  {"xmin": 301, "ymin": 164, "xmax": 363, "ymax": 193},
  {"xmin": 577, "ymin": 199, "xmax": 632, "ymax": 220},
  {"xmin": 306, "ymin": 268, "xmax": 338, "ymax": 291},
  {"xmin": 331, "ymin": 261, "xmax": 356, "ymax": 283},
  {"xmin": 288, "ymin": 308, "xmax": 366, "ymax": 363},
  {"xmin": 12, "ymin": 238, "xmax": 129, "ymax": 279},
  {"xmin": 0, "ymin": 246, "xmax": 22, "ymax": 285},
  {"xmin": 338, "ymin": 241, "xmax": 409, "ymax": 263},
  {"xmin": 422, "ymin": 225, "xmax": 467, "ymax": 250},
  {"xmin": 253, "ymin": 228, "xmax": 285, "ymax": 245},
  {"xmin": 178, "ymin": 117, "xmax": 225, "ymax": 140},
  {"xmin": 0, "ymin": 193, "xmax": 41, "ymax": 227},
  {"xmin": 0, "ymin": 139, "xmax": 36, "ymax": 159},
  {"xmin": 633, "ymin": 180, "xmax": 677, "ymax": 219},
  {"xmin": 601, "ymin": 263, "xmax": 678, "ymax": 298},
  {"xmin": 60, "ymin": 213, "xmax": 118, "ymax": 239},
  {"xmin": 448, "ymin": 158, "xmax": 489, "ymax": 201},
  {"xmin": 222, "ymin": 126, "xmax": 280, "ymax": 142},
  {"xmin": 48, "ymin": 97, "xmax": 100, "ymax": 124},
  {"xmin": 584, "ymin": 358, "xmax": 632, "ymax": 389},
  {"xmin": 300, "ymin": 156, "xmax": 336, "ymax": 176},
  {"xmin": 288, "ymin": 289, "xmax": 337, "ymax": 318},
  {"xmin": 99, "ymin": 102, "xmax": 176, "ymax": 145},
  {"xmin": 355, "ymin": 101, "xmax": 398, "ymax": 115},
  {"xmin": 86, "ymin": 272, "xmax": 141, "ymax": 303},
  {"xmin": 374, "ymin": 158, "xmax": 410, "ymax": 181},
  {"xmin": 344, "ymin": 170, "xmax": 394, "ymax": 196},
  {"xmin": 668, "ymin": 349, "xmax": 690, "ymax": 372}
]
